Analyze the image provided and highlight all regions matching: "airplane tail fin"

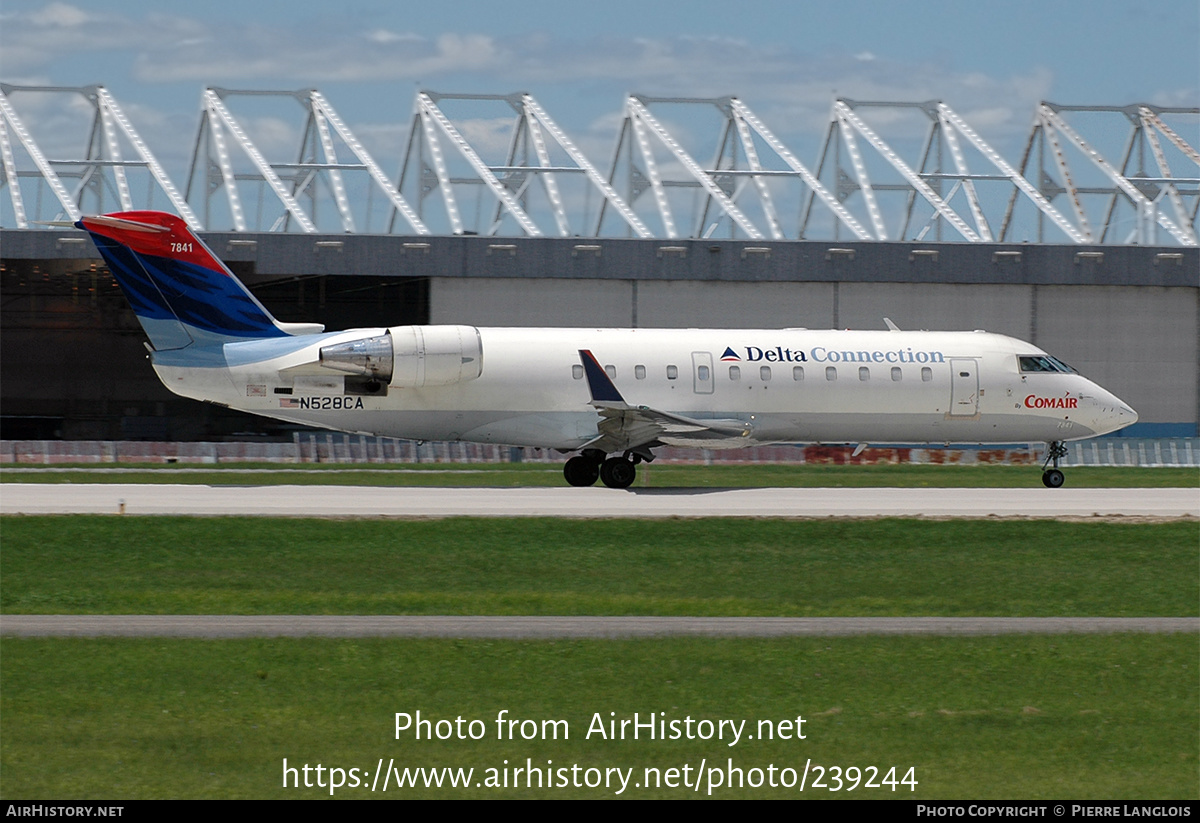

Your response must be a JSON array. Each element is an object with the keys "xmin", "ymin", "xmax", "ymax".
[{"xmin": 76, "ymin": 211, "xmax": 321, "ymax": 350}]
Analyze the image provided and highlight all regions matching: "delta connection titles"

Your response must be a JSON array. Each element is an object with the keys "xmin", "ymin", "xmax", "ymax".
[{"xmin": 720, "ymin": 343, "xmax": 946, "ymax": 365}]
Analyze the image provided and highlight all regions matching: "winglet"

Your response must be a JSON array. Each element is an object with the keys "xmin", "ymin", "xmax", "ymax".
[{"xmin": 578, "ymin": 350, "xmax": 626, "ymax": 406}]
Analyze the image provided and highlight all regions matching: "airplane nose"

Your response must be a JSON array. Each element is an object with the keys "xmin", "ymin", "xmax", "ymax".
[
  {"xmin": 1109, "ymin": 402, "xmax": 1138, "ymax": 431},
  {"xmin": 1087, "ymin": 392, "xmax": 1138, "ymax": 436},
  {"xmin": 1119, "ymin": 403, "xmax": 1138, "ymax": 429}
]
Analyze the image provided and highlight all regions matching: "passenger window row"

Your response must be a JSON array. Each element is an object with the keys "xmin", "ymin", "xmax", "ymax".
[
  {"xmin": 574, "ymin": 364, "xmax": 936, "ymax": 383},
  {"xmin": 807, "ymin": 365, "xmax": 933, "ymax": 382},
  {"xmin": 571, "ymin": 364, "xmax": 674, "ymax": 380}
]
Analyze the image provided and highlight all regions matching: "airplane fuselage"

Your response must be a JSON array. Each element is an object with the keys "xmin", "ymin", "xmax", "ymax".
[
  {"xmin": 151, "ymin": 326, "xmax": 1136, "ymax": 450},
  {"xmin": 75, "ymin": 210, "xmax": 1138, "ymax": 488}
]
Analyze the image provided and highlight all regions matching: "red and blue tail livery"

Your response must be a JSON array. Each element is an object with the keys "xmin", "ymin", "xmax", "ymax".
[{"xmin": 76, "ymin": 212, "xmax": 319, "ymax": 349}]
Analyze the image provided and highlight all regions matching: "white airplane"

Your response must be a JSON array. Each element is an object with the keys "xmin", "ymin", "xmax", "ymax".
[{"xmin": 76, "ymin": 211, "xmax": 1138, "ymax": 488}]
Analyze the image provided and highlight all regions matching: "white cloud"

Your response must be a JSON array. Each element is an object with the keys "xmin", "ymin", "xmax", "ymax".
[
  {"xmin": 27, "ymin": 2, "xmax": 90, "ymax": 27},
  {"xmin": 452, "ymin": 117, "xmax": 520, "ymax": 159},
  {"xmin": 1151, "ymin": 88, "xmax": 1200, "ymax": 108},
  {"xmin": 365, "ymin": 29, "xmax": 419, "ymax": 45},
  {"xmin": 1, "ymin": 5, "xmax": 207, "ymax": 74},
  {"xmin": 238, "ymin": 116, "xmax": 299, "ymax": 157}
]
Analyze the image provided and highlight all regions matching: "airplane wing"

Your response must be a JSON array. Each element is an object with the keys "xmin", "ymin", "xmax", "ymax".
[{"xmin": 578, "ymin": 350, "xmax": 753, "ymax": 452}]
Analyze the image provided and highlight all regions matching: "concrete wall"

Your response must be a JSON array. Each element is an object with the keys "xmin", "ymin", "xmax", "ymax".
[
  {"xmin": 430, "ymin": 277, "xmax": 635, "ymax": 327},
  {"xmin": 837, "ymin": 283, "xmax": 1034, "ymax": 338},
  {"xmin": 1033, "ymin": 286, "xmax": 1197, "ymax": 430},
  {"xmin": 637, "ymin": 281, "xmax": 836, "ymax": 329}
]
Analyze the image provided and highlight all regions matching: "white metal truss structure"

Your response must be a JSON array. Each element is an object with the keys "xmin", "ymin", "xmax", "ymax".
[
  {"xmin": 0, "ymin": 84, "xmax": 197, "ymax": 228},
  {"xmin": 186, "ymin": 88, "xmax": 427, "ymax": 234},
  {"xmin": 1008, "ymin": 103, "xmax": 1198, "ymax": 246},
  {"xmin": 603, "ymin": 96, "xmax": 870, "ymax": 241},
  {"xmin": 804, "ymin": 99, "xmax": 1092, "ymax": 244},
  {"xmin": 394, "ymin": 91, "xmax": 650, "ymax": 237},
  {"xmin": 2, "ymin": 83, "xmax": 1196, "ymax": 246}
]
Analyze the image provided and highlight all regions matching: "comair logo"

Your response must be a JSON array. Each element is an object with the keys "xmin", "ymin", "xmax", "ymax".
[{"xmin": 1025, "ymin": 395, "xmax": 1078, "ymax": 410}]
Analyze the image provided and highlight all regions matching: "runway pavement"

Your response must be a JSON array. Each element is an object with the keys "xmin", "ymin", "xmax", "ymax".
[
  {"xmin": 2, "ymin": 483, "xmax": 1197, "ymax": 518},
  {"xmin": 4, "ymin": 615, "xmax": 1197, "ymax": 638}
]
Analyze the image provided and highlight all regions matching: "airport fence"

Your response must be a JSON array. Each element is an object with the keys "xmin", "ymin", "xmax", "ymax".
[{"xmin": 2, "ymin": 436, "xmax": 1197, "ymax": 468}]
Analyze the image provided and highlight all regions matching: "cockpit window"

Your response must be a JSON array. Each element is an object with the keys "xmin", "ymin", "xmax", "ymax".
[{"xmin": 1019, "ymin": 355, "xmax": 1077, "ymax": 374}]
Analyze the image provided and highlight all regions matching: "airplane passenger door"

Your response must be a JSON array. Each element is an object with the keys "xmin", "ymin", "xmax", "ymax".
[
  {"xmin": 949, "ymin": 358, "xmax": 979, "ymax": 416},
  {"xmin": 691, "ymin": 352, "xmax": 714, "ymax": 394}
]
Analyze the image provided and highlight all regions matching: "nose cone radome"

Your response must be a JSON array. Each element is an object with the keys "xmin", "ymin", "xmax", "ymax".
[{"xmin": 1088, "ymin": 390, "xmax": 1138, "ymax": 437}]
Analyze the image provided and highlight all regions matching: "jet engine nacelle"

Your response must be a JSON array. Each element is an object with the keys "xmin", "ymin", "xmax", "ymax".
[{"xmin": 319, "ymin": 325, "xmax": 483, "ymax": 388}]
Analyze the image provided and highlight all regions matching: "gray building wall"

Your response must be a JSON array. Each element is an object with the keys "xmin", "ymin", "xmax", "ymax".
[
  {"xmin": 430, "ymin": 278, "xmax": 636, "ymax": 327},
  {"xmin": 1033, "ymin": 286, "xmax": 1197, "ymax": 430}
]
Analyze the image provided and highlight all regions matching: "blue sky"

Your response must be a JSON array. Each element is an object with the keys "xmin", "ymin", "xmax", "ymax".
[
  {"xmin": 5, "ymin": 2, "xmax": 1195, "ymax": 98},
  {"xmin": 1, "ymin": 0, "xmax": 1197, "ymax": 236},
  {"xmin": 5, "ymin": 1, "xmax": 1195, "ymax": 129}
]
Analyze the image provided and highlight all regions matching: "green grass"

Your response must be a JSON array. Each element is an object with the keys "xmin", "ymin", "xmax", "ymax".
[
  {"xmin": 3, "ymin": 462, "xmax": 1197, "ymax": 487},
  {"xmin": 2, "ymin": 516, "xmax": 1196, "ymax": 616},
  {"xmin": 3, "ymin": 512, "xmax": 1196, "ymax": 799},
  {"xmin": 1, "ymin": 635, "xmax": 1195, "ymax": 799}
]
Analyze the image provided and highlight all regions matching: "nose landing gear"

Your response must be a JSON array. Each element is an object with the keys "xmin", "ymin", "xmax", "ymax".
[{"xmin": 1041, "ymin": 441, "xmax": 1068, "ymax": 488}]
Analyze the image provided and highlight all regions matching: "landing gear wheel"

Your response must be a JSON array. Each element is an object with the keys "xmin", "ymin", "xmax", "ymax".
[
  {"xmin": 1040, "ymin": 440, "xmax": 1068, "ymax": 489},
  {"xmin": 599, "ymin": 456, "xmax": 637, "ymax": 489},
  {"xmin": 563, "ymin": 455, "xmax": 600, "ymax": 487}
]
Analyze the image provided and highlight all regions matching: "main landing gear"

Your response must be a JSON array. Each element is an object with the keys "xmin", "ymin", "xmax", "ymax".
[
  {"xmin": 562, "ymin": 448, "xmax": 650, "ymax": 489},
  {"xmin": 1041, "ymin": 440, "xmax": 1068, "ymax": 488},
  {"xmin": 563, "ymin": 450, "xmax": 602, "ymax": 487}
]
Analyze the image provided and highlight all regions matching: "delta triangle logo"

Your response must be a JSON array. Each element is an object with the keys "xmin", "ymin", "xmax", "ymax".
[{"xmin": 720, "ymin": 346, "xmax": 741, "ymax": 361}]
